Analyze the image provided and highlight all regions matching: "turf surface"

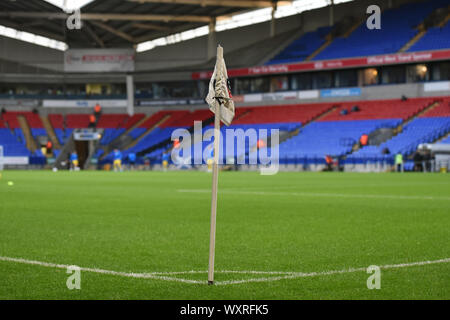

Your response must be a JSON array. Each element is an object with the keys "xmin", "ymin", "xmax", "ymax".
[{"xmin": 0, "ymin": 170, "xmax": 449, "ymax": 299}]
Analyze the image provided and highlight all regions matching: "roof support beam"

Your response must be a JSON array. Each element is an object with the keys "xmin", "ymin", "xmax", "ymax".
[
  {"xmin": 90, "ymin": 21, "xmax": 135, "ymax": 43},
  {"xmin": 127, "ymin": 0, "xmax": 292, "ymax": 8},
  {"xmin": 0, "ymin": 12, "xmax": 212, "ymax": 23},
  {"xmin": 84, "ymin": 22, "xmax": 106, "ymax": 47},
  {"xmin": 132, "ymin": 23, "xmax": 172, "ymax": 31}
]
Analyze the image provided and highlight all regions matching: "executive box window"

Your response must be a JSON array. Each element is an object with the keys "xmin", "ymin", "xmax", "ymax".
[
  {"xmin": 431, "ymin": 61, "xmax": 450, "ymax": 81},
  {"xmin": 291, "ymin": 73, "xmax": 312, "ymax": 90},
  {"xmin": 312, "ymin": 71, "xmax": 333, "ymax": 89},
  {"xmin": 270, "ymin": 75, "xmax": 289, "ymax": 92},
  {"xmin": 381, "ymin": 66, "xmax": 406, "ymax": 84},
  {"xmin": 407, "ymin": 64, "xmax": 430, "ymax": 82},
  {"xmin": 236, "ymin": 77, "xmax": 270, "ymax": 94},
  {"xmin": 362, "ymin": 68, "xmax": 379, "ymax": 85},
  {"xmin": 236, "ymin": 78, "xmax": 251, "ymax": 94},
  {"xmin": 334, "ymin": 69, "xmax": 357, "ymax": 87},
  {"xmin": 251, "ymin": 77, "xmax": 270, "ymax": 93},
  {"xmin": 152, "ymin": 81, "xmax": 198, "ymax": 99}
]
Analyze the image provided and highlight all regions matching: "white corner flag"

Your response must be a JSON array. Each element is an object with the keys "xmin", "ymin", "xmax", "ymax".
[
  {"xmin": 205, "ymin": 45, "xmax": 235, "ymax": 126},
  {"xmin": 206, "ymin": 45, "xmax": 235, "ymax": 285}
]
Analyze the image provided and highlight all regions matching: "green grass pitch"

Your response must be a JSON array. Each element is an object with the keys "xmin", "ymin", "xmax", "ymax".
[{"xmin": 0, "ymin": 170, "xmax": 449, "ymax": 299}]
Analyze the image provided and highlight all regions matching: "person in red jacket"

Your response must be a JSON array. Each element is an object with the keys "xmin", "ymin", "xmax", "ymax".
[
  {"xmin": 360, "ymin": 134, "xmax": 369, "ymax": 147},
  {"xmin": 94, "ymin": 104, "xmax": 102, "ymax": 116}
]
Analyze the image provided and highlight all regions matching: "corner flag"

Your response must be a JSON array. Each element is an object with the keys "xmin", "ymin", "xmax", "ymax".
[
  {"xmin": 205, "ymin": 45, "xmax": 235, "ymax": 126},
  {"xmin": 206, "ymin": 45, "xmax": 234, "ymax": 285}
]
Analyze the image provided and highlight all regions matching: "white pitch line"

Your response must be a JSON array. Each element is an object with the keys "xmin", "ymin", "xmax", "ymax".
[
  {"xmin": 0, "ymin": 256, "xmax": 205, "ymax": 285},
  {"xmin": 0, "ymin": 255, "xmax": 449, "ymax": 286},
  {"xmin": 215, "ymin": 258, "xmax": 450, "ymax": 285},
  {"xmin": 177, "ymin": 189, "xmax": 450, "ymax": 201}
]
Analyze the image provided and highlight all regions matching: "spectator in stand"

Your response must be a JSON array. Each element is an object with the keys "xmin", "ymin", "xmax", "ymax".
[
  {"xmin": 359, "ymin": 134, "xmax": 369, "ymax": 147},
  {"xmin": 89, "ymin": 114, "xmax": 97, "ymax": 129},
  {"xmin": 351, "ymin": 105, "xmax": 360, "ymax": 112},
  {"xmin": 46, "ymin": 140, "xmax": 53, "ymax": 156},
  {"xmin": 94, "ymin": 104, "xmax": 102, "ymax": 116}
]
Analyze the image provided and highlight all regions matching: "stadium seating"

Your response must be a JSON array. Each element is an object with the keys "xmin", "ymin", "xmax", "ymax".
[
  {"xmin": 0, "ymin": 128, "xmax": 29, "ymax": 157},
  {"xmin": 66, "ymin": 114, "xmax": 90, "ymax": 129},
  {"xmin": 348, "ymin": 117, "xmax": 450, "ymax": 161},
  {"xmin": 279, "ymin": 119, "xmax": 401, "ymax": 163},
  {"xmin": 314, "ymin": 1, "xmax": 448, "ymax": 60},
  {"xmin": 233, "ymin": 103, "xmax": 333, "ymax": 125},
  {"xmin": 418, "ymin": 98, "xmax": 450, "ymax": 118},
  {"xmin": 320, "ymin": 98, "xmax": 435, "ymax": 121},
  {"xmin": 1, "ymin": 96, "xmax": 449, "ymax": 166},
  {"xmin": 408, "ymin": 20, "xmax": 450, "ymax": 52},
  {"xmin": 266, "ymin": 26, "xmax": 331, "ymax": 65},
  {"xmin": 49, "ymin": 114, "xmax": 67, "ymax": 145},
  {"xmin": 0, "ymin": 112, "xmax": 46, "ymax": 157}
]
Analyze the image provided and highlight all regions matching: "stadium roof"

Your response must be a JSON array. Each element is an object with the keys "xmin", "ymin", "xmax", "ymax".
[{"xmin": 0, "ymin": 0, "xmax": 292, "ymax": 49}]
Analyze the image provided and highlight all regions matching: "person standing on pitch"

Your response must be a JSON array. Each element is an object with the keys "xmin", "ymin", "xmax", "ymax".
[
  {"xmin": 128, "ymin": 152, "xmax": 136, "ymax": 170},
  {"xmin": 113, "ymin": 149, "xmax": 123, "ymax": 172},
  {"xmin": 70, "ymin": 151, "xmax": 79, "ymax": 171},
  {"xmin": 395, "ymin": 153, "xmax": 404, "ymax": 172},
  {"xmin": 162, "ymin": 151, "xmax": 169, "ymax": 171}
]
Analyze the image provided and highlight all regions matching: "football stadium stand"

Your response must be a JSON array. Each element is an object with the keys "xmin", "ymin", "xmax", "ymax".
[
  {"xmin": 313, "ymin": 0, "xmax": 449, "ymax": 60},
  {"xmin": 0, "ymin": 0, "xmax": 449, "ymax": 171},
  {"xmin": 267, "ymin": 27, "xmax": 332, "ymax": 65},
  {"xmin": 408, "ymin": 20, "xmax": 450, "ymax": 52}
]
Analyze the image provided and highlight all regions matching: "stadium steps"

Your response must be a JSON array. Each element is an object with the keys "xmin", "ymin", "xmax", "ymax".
[
  {"xmin": 230, "ymin": 110, "xmax": 253, "ymax": 123},
  {"xmin": 41, "ymin": 115, "xmax": 61, "ymax": 149},
  {"xmin": 306, "ymin": 18, "xmax": 362, "ymax": 61},
  {"xmin": 112, "ymin": 114, "xmax": 171, "ymax": 155},
  {"xmin": 83, "ymin": 140, "xmax": 100, "ymax": 170},
  {"xmin": 277, "ymin": 105, "xmax": 338, "ymax": 146},
  {"xmin": 258, "ymin": 28, "xmax": 310, "ymax": 65},
  {"xmin": 437, "ymin": 12, "xmax": 450, "ymax": 28},
  {"xmin": 17, "ymin": 115, "xmax": 38, "ymax": 152},
  {"xmin": 398, "ymin": 100, "xmax": 441, "ymax": 130},
  {"xmin": 309, "ymin": 105, "xmax": 339, "ymax": 124},
  {"xmin": 341, "ymin": 19, "xmax": 364, "ymax": 38},
  {"xmin": 435, "ymin": 131, "xmax": 450, "ymax": 143},
  {"xmin": 305, "ymin": 37, "xmax": 332, "ymax": 61},
  {"xmin": 399, "ymin": 27, "xmax": 426, "ymax": 52},
  {"xmin": 99, "ymin": 114, "xmax": 151, "ymax": 158},
  {"xmin": 347, "ymin": 100, "xmax": 442, "ymax": 157},
  {"xmin": 401, "ymin": 6, "xmax": 450, "ymax": 52},
  {"xmin": 54, "ymin": 133, "xmax": 75, "ymax": 170}
]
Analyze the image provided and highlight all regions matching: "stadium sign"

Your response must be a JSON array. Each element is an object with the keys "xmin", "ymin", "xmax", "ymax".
[
  {"xmin": 43, "ymin": 99, "xmax": 127, "ymax": 108},
  {"xmin": 192, "ymin": 49, "xmax": 450, "ymax": 79},
  {"xmin": 320, "ymin": 88, "xmax": 361, "ymax": 98},
  {"xmin": 73, "ymin": 129, "xmax": 102, "ymax": 141},
  {"xmin": 423, "ymin": 81, "xmax": 450, "ymax": 92},
  {"xmin": 64, "ymin": 49, "xmax": 135, "ymax": 73},
  {"xmin": 2, "ymin": 157, "xmax": 29, "ymax": 165},
  {"xmin": 0, "ymin": 99, "xmax": 39, "ymax": 107}
]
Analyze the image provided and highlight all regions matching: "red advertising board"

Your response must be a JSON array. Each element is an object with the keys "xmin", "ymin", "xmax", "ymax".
[{"xmin": 192, "ymin": 49, "xmax": 450, "ymax": 80}]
